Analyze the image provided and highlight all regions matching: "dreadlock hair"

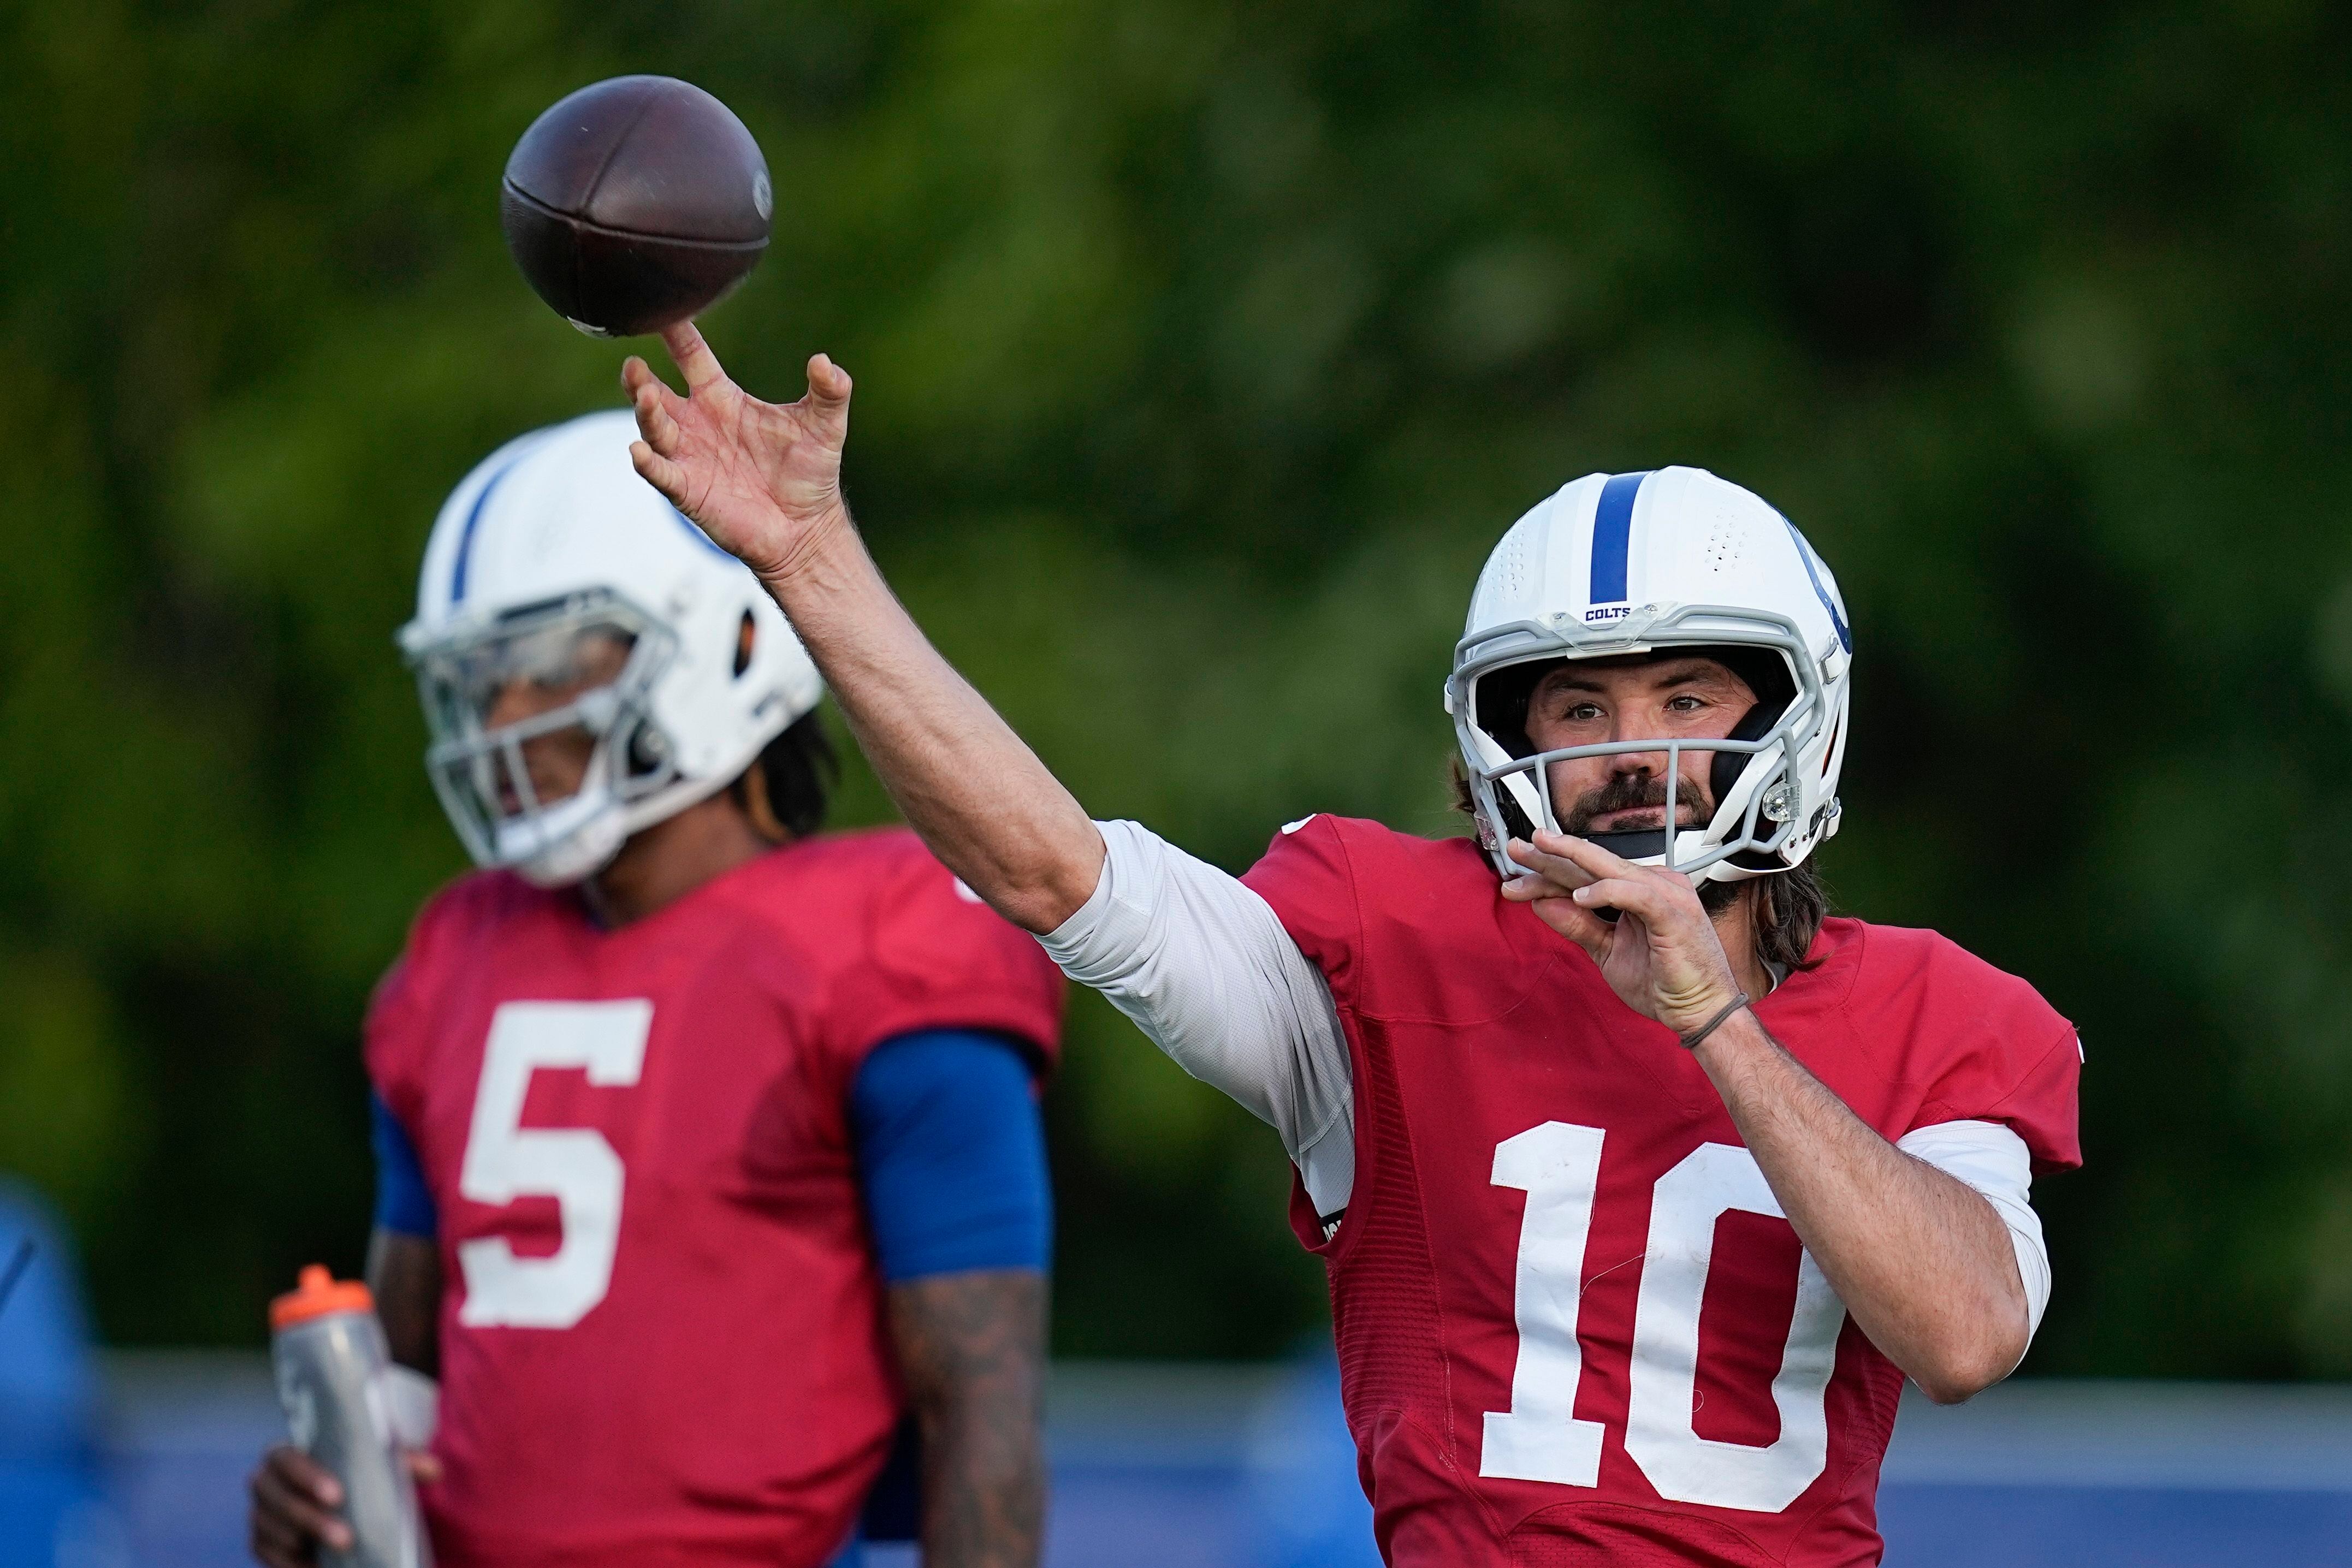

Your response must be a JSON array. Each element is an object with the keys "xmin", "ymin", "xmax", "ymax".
[
  {"xmin": 1446, "ymin": 756, "xmax": 1830, "ymax": 975},
  {"xmin": 731, "ymin": 710, "xmax": 839, "ymax": 843}
]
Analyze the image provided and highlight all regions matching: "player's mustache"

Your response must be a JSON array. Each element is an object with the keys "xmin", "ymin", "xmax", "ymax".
[{"xmin": 1562, "ymin": 771, "xmax": 1713, "ymax": 834}]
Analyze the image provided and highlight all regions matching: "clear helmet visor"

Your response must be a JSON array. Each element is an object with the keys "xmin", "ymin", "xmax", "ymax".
[{"xmin": 402, "ymin": 590, "xmax": 679, "ymax": 882}]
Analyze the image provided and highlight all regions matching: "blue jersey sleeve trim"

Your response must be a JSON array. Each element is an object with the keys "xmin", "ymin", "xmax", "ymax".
[
  {"xmin": 851, "ymin": 1030, "xmax": 1052, "ymax": 1282},
  {"xmin": 369, "ymin": 1092, "xmax": 438, "ymax": 1240}
]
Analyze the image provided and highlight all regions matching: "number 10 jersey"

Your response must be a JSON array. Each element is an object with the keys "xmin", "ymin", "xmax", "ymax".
[{"xmin": 1240, "ymin": 815, "xmax": 2080, "ymax": 1567}]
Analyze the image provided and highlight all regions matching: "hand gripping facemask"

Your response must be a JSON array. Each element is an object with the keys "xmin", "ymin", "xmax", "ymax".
[
  {"xmin": 399, "ymin": 411, "xmax": 825, "ymax": 887},
  {"xmin": 1444, "ymin": 467, "xmax": 1855, "ymax": 887}
]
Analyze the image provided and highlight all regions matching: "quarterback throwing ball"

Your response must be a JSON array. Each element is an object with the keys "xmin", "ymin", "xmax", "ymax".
[
  {"xmin": 621, "ymin": 325, "xmax": 2080, "ymax": 1567},
  {"xmin": 249, "ymin": 413, "xmax": 1065, "ymax": 1568}
]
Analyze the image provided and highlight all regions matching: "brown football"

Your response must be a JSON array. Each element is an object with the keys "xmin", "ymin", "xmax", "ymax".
[{"xmin": 501, "ymin": 76, "xmax": 772, "ymax": 338}]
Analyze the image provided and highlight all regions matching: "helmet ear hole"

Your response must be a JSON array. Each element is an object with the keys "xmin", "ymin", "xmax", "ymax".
[{"xmin": 733, "ymin": 610, "xmax": 755, "ymax": 677}]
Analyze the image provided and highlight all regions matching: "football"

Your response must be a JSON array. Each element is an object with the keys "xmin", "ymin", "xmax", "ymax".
[{"xmin": 500, "ymin": 75, "xmax": 773, "ymax": 338}]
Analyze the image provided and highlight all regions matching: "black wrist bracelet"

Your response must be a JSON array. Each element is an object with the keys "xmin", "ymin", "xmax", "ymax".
[{"xmin": 1679, "ymin": 990, "xmax": 1752, "ymax": 1051}]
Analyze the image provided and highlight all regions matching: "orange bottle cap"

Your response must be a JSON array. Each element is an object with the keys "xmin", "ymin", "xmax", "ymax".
[{"xmin": 270, "ymin": 1264, "xmax": 374, "ymax": 1329}]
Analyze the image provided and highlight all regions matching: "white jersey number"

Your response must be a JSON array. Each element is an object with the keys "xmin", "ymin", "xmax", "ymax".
[
  {"xmin": 1479, "ymin": 1123, "xmax": 1848, "ymax": 1513},
  {"xmin": 455, "ymin": 1000, "xmax": 652, "ymax": 1329},
  {"xmin": 1481, "ymin": 1122, "xmax": 1610, "ymax": 1484}
]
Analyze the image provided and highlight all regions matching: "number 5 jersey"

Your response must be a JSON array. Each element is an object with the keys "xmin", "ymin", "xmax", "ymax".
[
  {"xmin": 1240, "ymin": 814, "xmax": 2080, "ymax": 1567},
  {"xmin": 365, "ymin": 828, "xmax": 1065, "ymax": 1567}
]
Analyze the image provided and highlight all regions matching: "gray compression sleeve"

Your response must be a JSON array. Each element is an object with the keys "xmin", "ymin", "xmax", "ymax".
[{"xmin": 1038, "ymin": 819, "xmax": 1359, "ymax": 1216}]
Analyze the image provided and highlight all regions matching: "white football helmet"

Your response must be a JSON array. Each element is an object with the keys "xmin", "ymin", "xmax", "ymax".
[
  {"xmin": 399, "ymin": 409, "xmax": 823, "ymax": 887},
  {"xmin": 1445, "ymin": 466, "xmax": 1853, "ymax": 886}
]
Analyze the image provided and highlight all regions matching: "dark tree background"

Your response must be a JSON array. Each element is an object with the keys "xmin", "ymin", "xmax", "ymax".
[{"xmin": 3, "ymin": 0, "xmax": 2350, "ymax": 1374}]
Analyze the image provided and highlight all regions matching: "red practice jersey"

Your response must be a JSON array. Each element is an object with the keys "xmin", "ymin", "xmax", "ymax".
[
  {"xmin": 365, "ymin": 829, "xmax": 1065, "ymax": 1568},
  {"xmin": 1241, "ymin": 815, "xmax": 2080, "ymax": 1567}
]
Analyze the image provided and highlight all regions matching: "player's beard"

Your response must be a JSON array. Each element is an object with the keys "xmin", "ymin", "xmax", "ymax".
[{"xmin": 1560, "ymin": 770, "xmax": 1714, "ymax": 836}]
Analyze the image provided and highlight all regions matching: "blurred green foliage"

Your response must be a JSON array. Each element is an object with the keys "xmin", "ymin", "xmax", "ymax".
[{"xmin": 4, "ymin": 0, "xmax": 2351, "ymax": 1373}]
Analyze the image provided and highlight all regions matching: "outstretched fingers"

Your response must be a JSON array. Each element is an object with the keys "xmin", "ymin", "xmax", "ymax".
[
  {"xmin": 626, "ymin": 371, "xmax": 684, "ymax": 455},
  {"xmin": 660, "ymin": 320, "xmax": 728, "ymax": 393},
  {"xmin": 630, "ymin": 440, "xmax": 691, "ymax": 508},
  {"xmin": 796, "ymin": 353, "xmax": 854, "ymax": 449},
  {"xmin": 619, "ymin": 352, "xmax": 667, "ymax": 400},
  {"xmin": 805, "ymin": 353, "xmax": 852, "ymax": 405}
]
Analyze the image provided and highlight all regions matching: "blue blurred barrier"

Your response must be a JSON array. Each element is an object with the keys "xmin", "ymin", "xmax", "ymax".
[
  {"xmin": 0, "ymin": 1180, "xmax": 132, "ymax": 1568},
  {"xmin": 905, "ymin": 1364, "xmax": 2352, "ymax": 1568},
  {"xmin": 1241, "ymin": 1352, "xmax": 1381, "ymax": 1568},
  {"xmin": 1878, "ymin": 1380, "xmax": 2352, "ymax": 1566},
  {"xmin": 32, "ymin": 1345, "xmax": 2352, "ymax": 1567},
  {"xmin": 1879, "ymin": 1486, "xmax": 2352, "ymax": 1566}
]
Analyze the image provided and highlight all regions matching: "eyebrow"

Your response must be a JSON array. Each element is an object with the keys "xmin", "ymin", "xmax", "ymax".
[{"xmin": 1539, "ymin": 661, "xmax": 1734, "ymax": 697}]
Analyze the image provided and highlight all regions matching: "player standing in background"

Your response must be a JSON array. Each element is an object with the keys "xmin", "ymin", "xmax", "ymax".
[
  {"xmin": 616, "ymin": 327, "xmax": 2081, "ymax": 1566},
  {"xmin": 247, "ymin": 412, "xmax": 1065, "ymax": 1568}
]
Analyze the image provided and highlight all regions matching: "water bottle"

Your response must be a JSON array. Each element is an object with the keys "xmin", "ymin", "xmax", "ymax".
[{"xmin": 269, "ymin": 1265, "xmax": 433, "ymax": 1568}]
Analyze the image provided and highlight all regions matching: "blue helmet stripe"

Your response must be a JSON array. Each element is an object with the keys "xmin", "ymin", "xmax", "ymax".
[
  {"xmin": 1778, "ymin": 514, "xmax": 1852, "ymax": 654},
  {"xmin": 448, "ymin": 452, "xmax": 532, "ymax": 605},
  {"xmin": 1589, "ymin": 471, "xmax": 1649, "ymax": 605}
]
